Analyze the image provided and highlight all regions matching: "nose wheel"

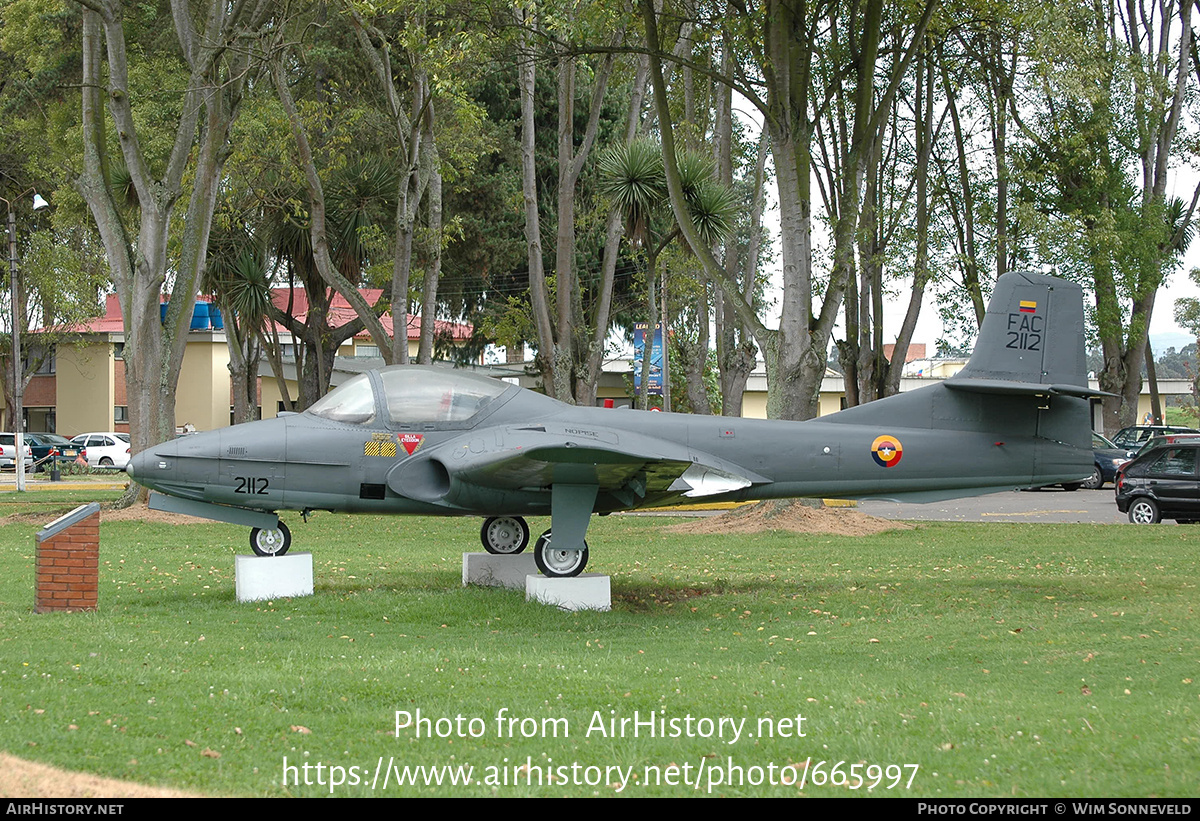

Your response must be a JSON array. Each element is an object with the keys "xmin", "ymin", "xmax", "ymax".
[
  {"xmin": 480, "ymin": 516, "xmax": 531, "ymax": 554},
  {"xmin": 250, "ymin": 522, "xmax": 292, "ymax": 556},
  {"xmin": 533, "ymin": 529, "xmax": 589, "ymax": 578}
]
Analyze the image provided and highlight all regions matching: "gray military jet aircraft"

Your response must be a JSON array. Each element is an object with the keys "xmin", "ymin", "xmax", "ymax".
[{"xmin": 129, "ymin": 271, "xmax": 1098, "ymax": 577}]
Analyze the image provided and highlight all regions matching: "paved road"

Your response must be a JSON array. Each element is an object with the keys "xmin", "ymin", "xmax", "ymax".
[{"xmin": 858, "ymin": 486, "xmax": 1129, "ymax": 524}]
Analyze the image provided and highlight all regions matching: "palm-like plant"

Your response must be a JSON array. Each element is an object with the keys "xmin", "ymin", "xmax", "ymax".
[
  {"xmin": 204, "ymin": 223, "xmax": 275, "ymax": 423},
  {"xmin": 599, "ymin": 140, "xmax": 737, "ymax": 409},
  {"xmin": 327, "ymin": 159, "xmax": 398, "ymax": 282},
  {"xmin": 597, "ymin": 139, "xmax": 666, "ymax": 248}
]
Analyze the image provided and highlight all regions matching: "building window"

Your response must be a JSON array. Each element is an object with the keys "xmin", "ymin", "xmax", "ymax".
[
  {"xmin": 114, "ymin": 342, "xmax": 124, "ymax": 360},
  {"xmin": 230, "ymin": 406, "xmax": 264, "ymax": 424},
  {"xmin": 114, "ymin": 406, "xmax": 129, "ymax": 423},
  {"xmin": 356, "ymin": 345, "xmax": 380, "ymax": 358},
  {"xmin": 33, "ymin": 350, "xmax": 55, "ymax": 375},
  {"xmin": 25, "ymin": 346, "xmax": 55, "ymax": 375}
]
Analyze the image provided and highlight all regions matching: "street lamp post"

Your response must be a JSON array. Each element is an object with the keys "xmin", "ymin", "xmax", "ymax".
[{"xmin": 4, "ymin": 190, "xmax": 47, "ymax": 492}]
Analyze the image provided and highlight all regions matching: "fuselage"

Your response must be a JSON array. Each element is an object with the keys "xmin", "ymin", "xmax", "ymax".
[{"xmin": 129, "ymin": 370, "xmax": 1092, "ymax": 519}]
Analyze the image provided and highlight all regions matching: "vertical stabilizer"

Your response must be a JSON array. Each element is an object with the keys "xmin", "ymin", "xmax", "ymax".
[{"xmin": 951, "ymin": 271, "xmax": 1088, "ymax": 389}]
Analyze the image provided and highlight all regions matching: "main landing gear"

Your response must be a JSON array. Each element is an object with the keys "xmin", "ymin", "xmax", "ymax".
[
  {"xmin": 479, "ymin": 516, "xmax": 589, "ymax": 578},
  {"xmin": 480, "ymin": 516, "xmax": 531, "ymax": 555},
  {"xmin": 532, "ymin": 529, "xmax": 589, "ymax": 578}
]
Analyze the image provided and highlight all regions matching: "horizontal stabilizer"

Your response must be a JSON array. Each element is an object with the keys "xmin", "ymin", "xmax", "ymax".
[{"xmin": 945, "ymin": 378, "xmax": 1115, "ymax": 400}]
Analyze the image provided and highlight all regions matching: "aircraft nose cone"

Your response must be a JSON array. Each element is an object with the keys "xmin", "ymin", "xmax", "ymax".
[
  {"xmin": 127, "ymin": 448, "xmax": 153, "ymax": 482},
  {"xmin": 127, "ymin": 444, "xmax": 172, "ymax": 484}
]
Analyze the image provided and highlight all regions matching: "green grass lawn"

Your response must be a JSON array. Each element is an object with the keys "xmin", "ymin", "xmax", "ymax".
[
  {"xmin": 1164, "ymin": 406, "xmax": 1199, "ymax": 428},
  {"xmin": 0, "ymin": 493, "xmax": 1196, "ymax": 796}
]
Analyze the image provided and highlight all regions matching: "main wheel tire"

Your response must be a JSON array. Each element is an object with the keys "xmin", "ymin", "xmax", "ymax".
[
  {"xmin": 1127, "ymin": 498, "xmax": 1161, "ymax": 525},
  {"xmin": 250, "ymin": 522, "xmax": 292, "ymax": 556},
  {"xmin": 1082, "ymin": 466, "xmax": 1104, "ymax": 490},
  {"xmin": 480, "ymin": 516, "xmax": 530, "ymax": 555},
  {"xmin": 533, "ymin": 529, "xmax": 589, "ymax": 578}
]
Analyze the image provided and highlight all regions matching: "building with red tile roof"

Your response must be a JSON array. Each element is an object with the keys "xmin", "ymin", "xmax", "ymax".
[{"xmin": 16, "ymin": 289, "xmax": 472, "ymax": 436}]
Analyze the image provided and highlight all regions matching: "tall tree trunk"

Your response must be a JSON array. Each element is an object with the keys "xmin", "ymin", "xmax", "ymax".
[
  {"xmin": 419, "ymin": 154, "xmax": 443, "ymax": 365},
  {"xmin": 77, "ymin": 1, "xmax": 267, "ymax": 474},
  {"xmin": 516, "ymin": 9, "xmax": 556, "ymax": 392},
  {"xmin": 1146, "ymin": 339, "xmax": 1162, "ymax": 423}
]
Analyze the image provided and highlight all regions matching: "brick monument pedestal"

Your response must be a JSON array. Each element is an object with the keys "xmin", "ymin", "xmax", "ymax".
[{"xmin": 35, "ymin": 502, "xmax": 100, "ymax": 613}]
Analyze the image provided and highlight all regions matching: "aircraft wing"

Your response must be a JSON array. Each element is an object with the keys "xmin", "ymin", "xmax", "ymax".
[{"xmin": 390, "ymin": 423, "xmax": 764, "ymax": 505}]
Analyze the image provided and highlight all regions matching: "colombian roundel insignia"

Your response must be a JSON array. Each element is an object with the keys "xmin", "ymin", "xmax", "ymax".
[{"xmin": 871, "ymin": 435, "xmax": 903, "ymax": 468}]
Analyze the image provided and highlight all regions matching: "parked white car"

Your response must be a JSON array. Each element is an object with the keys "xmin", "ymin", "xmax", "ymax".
[
  {"xmin": 0, "ymin": 433, "xmax": 34, "ymax": 469},
  {"xmin": 69, "ymin": 432, "xmax": 131, "ymax": 468}
]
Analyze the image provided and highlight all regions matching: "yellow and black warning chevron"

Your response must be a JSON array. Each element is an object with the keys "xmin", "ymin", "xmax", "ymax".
[{"xmin": 364, "ymin": 440, "xmax": 397, "ymax": 457}]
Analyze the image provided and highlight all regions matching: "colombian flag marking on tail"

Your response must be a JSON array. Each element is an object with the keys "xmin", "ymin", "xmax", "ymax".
[
  {"xmin": 1019, "ymin": 300, "xmax": 1037, "ymax": 313},
  {"xmin": 871, "ymin": 435, "xmax": 904, "ymax": 468}
]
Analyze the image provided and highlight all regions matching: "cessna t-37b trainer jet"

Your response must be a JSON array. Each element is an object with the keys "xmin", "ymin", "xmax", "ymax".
[{"xmin": 129, "ymin": 271, "xmax": 1097, "ymax": 577}]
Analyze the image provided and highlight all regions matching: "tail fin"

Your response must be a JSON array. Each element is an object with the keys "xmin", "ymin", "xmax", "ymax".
[{"xmin": 948, "ymin": 271, "xmax": 1091, "ymax": 394}]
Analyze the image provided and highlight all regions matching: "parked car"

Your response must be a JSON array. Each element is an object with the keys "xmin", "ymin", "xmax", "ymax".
[
  {"xmin": 0, "ymin": 433, "xmax": 34, "ymax": 469},
  {"xmin": 1084, "ymin": 432, "xmax": 1136, "ymax": 489},
  {"xmin": 69, "ymin": 432, "xmax": 131, "ymax": 469},
  {"xmin": 1110, "ymin": 424, "xmax": 1200, "ymax": 450},
  {"xmin": 1115, "ymin": 440, "xmax": 1200, "ymax": 523},
  {"xmin": 23, "ymin": 432, "xmax": 86, "ymax": 471}
]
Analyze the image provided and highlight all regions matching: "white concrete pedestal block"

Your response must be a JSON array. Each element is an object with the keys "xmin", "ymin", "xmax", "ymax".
[
  {"xmin": 462, "ymin": 552, "xmax": 539, "ymax": 589},
  {"xmin": 235, "ymin": 552, "xmax": 314, "ymax": 602},
  {"xmin": 525, "ymin": 573, "xmax": 612, "ymax": 611}
]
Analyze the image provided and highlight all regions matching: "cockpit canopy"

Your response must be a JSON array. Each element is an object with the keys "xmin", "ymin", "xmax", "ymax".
[{"xmin": 306, "ymin": 367, "xmax": 512, "ymax": 427}]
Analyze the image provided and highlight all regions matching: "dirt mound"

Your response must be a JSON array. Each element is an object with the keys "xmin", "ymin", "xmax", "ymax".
[
  {"xmin": 2, "ymin": 501, "xmax": 203, "ymax": 528},
  {"xmin": 0, "ymin": 752, "xmax": 200, "ymax": 798},
  {"xmin": 666, "ymin": 499, "xmax": 910, "ymax": 537},
  {"xmin": 99, "ymin": 501, "xmax": 201, "ymax": 525}
]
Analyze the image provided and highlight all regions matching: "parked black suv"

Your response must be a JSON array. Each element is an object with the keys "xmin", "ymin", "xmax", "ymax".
[{"xmin": 1115, "ymin": 441, "xmax": 1200, "ymax": 524}]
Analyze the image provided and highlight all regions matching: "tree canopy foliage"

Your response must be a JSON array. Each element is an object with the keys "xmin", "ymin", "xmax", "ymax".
[{"xmin": 0, "ymin": 0, "xmax": 1196, "ymax": 449}]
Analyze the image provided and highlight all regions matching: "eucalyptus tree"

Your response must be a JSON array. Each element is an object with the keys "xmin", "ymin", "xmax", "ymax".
[
  {"xmin": 821, "ymin": 29, "xmax": 944, "ymax": 406},
  {"xmin": 936, "ymin": 3, "xmax": 1026, "ymax": 325},
  {"xmin": 1013, "ymin": 0, "xmax": 1197, "ymax": 432},
  {"xmin": 0, "ymin": 218, "xmax": 110, "ymax": 432},
  {"xmin": 0, "ymin": 9, "xmax": 110, "ymax": 432},
  {"xmin": 269, "ymin": 52, "xmax": 397, "ymax": 364},
  {"xmin": 516, "ymin": 0, "xmax": 644, "ymax": 404},
  {"xmin": 639, "ymin": 0, "xmax": 937, "ymax": 420},
  {"xmin": 262, "ymin": 161, "xmax": 400, "ymax": 409},
  {"xmin": 75, "ymin": 0, "xmax": 273, "ymax": 459},
  {"xmin": 346, "ymin": 0, "xmax": 493, "ymax": 365},
  {"xmin": 713, "ymin": 54, "xmax": 769, "ymax": 418}
]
